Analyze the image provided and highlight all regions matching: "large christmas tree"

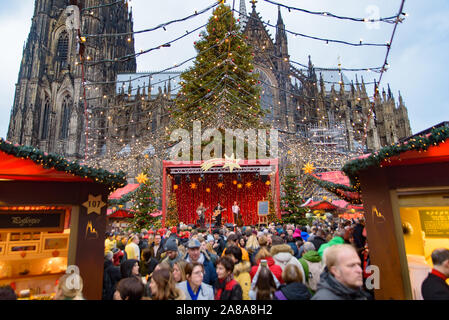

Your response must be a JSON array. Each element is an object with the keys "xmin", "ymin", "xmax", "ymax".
[
  {"xmin": 281, "ymin": 170, "xmax": 310, "ymax": 225},
  {"xmin": 171, "ymin": 3, "xmax": 266, "ymax": 132}
]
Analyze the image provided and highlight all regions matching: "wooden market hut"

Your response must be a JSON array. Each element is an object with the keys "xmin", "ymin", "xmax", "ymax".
[
  {"xmin": 0, "ymin": 138, "xmax": 127, "ymax": 300},
  {"xmin": 341, "ymin": 122, "xmax": 449, "ymax": 300}
]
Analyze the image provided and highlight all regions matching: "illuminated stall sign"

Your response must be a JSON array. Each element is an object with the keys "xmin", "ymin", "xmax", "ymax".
[
  {"xmin": 0, "ymin": 210, "xmax": 65, "ymax": 232},
  {"xmin": 419, "ymin": 209, "xmax": 449, "ymax": 238}
]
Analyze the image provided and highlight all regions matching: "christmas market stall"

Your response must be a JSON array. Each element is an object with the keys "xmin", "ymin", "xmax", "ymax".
[
  {"xmin": 341, "ymin": 122, "xmax": 449, "ymax": 300},
  {"xmin": 0, "ymin": 139, "xmax": 126, "ymax": 300},
  {"xmin": 162, "ymin": 158, "xmax": 280, "ymax": 228},
  {"xmin": 107, "ymin": 184, "xmax": 139, "ymax": 231}
]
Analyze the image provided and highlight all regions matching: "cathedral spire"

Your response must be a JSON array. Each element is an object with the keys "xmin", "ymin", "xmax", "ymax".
[{"xmin": 239, "ymin": 0, "xmax": 248, "ymax": 29}]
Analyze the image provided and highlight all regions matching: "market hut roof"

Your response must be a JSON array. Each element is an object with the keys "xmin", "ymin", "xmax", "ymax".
[
  {"xmin": 342, "ymin": 123, "xmax": 449, "ymax": 191},
  {"xmin": 0, "ymin": 138, "xmax": 127, "ymax": 191}
]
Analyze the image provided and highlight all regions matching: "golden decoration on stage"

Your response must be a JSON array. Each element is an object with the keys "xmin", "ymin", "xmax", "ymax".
[
  {"xmin": 190, "ymin": 183, "xmax": 197, "ymax": 190},
  {"xmin": 245, "ymin": 182, "xmax": 252, "ymax": 188}
]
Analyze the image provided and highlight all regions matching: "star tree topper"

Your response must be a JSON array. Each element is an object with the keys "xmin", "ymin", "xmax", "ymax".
[
  {"xmin": 136, "ymin": 172, "xmax": 149, "ymax": 184},
  {"xmin": 302, "ymin": 161, "xmax": 316, "ymax": 175}
]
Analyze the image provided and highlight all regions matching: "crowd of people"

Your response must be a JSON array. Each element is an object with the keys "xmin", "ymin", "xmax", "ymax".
[
  {"xmin": 99, "ymin": 217, "xmax": 377, "ymax": 300},
  {"xmin": 1, "ymin": 217, "xmax": 448, "ymax": 301}
]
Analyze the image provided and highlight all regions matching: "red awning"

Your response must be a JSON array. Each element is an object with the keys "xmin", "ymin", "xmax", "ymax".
[
  {"xmin": 108, "ymin": 184, "xmax": 140, "ymax": 199},
  {"xmin": 0, "ymin": 150, "xmax": 92, "ymax": 183},
  {"xmin": 107, "ymin": 209, "xmax": 134, "ymax": 218},
  {"xmin": 315, "ymin": 171, "xmax": 350, "ymax": 186},
  {"xmin": 306, "ymin": 200, "xmax": 340, "ymax": 211}
]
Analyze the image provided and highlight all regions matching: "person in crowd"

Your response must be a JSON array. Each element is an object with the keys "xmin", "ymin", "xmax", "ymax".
[
  {"xmin": 116, "ymin": 234, "xmax": 126, "ymax": 251},
  {"xmin": 103, "ymin": 251, "xmax": 122, "ymax": 300},
  {"xmin": 140, "ymin": 248, "xmax": 158, "ymax": 278},
  {"xmin": 421, "ymin": 248, "xmax": 449, "ymax": 300},
  {"xmin": 113, "ymin": 276, "xmax": 145, "ymax": 300},
  {"xmin": 173, "ymin": 260, "xmax": 188, "ymax": 283},
  {"xmin": 250, "ymin": 247, "xmax": 283, "ymax": 283},
  {"xmin": 298, "ymin": 242, "xmax": 324, "ymax": 293},
  {"xmin": 312, "ymin": 244, "xmax": 369, "ymax": 300},
  {"xmin": 139, "ymin": 230, "xmax": 149, "ymax": 251},
  {"xmin": 125, "ymin": 234, "xmax": 140, "ymax": 260},
  {"xmin": 308, "ymin": 226, "xmax": 318, "ymax": 241},
  {"xmin": 266, "ymin": 233, "xmax": 273, "ymax": 249},
  {"xmin": 225, "ymin": 245, "xmax": 251, "ymax": 300},
  {"xmin": 270, "ymin": 236, "xmax": 305, "ymax": 282},
  {"xmin": 221, "ymin": 233, "xmax": 249, "ymax": 262},
  {"xmin": 310, "ymin": 229, "xmax": 327, "ymax": 252},
  {"xmin": 0, "ymin": 285, "xmax": 17, "ymax": 300},
  {"xmin": 120, "ymin": 259, "xmax": 140, "ymax": 279},
  {"xmin": 214, "ymin": 256, "xmax": 243, "ymax": 300},
  {"xmin": 149, "ymin": 268, "xmax": 185, "ymax": 300},
  {"xmin": 318, "ymin": 229, "xmax": 346, "ymax": 257},
  {"xmin": 245, "ymin": 233, "xmax": 260, "ymax": 266},
  {"xmin": 161, "ymin": 238, "xmax": 183, "ymax": 267},
  {"xmin": 201, "ymin": 239, "xmax": 218, "ymax": 266},
  {"xmin": 300, "ymin": 226, "xmax": 310, "ymax": 242},
  {"xmin": 112, "ymin": 247, "xmax": 124, "ymax": 266},
  {"xmin": 151, "ymin": 233, "xmax": 164, "ymax": 261},
  {"xmin": 104, "ymin": 232, "xmax": 116, "ymax": 253},
  {"xmin": 286, "ymin": 235, "xmax": 300, "ymax": 258},
  {"xmin": 239, "ymin": 236, "xmax": 247, "ymax": 250},
  {"xmin": 249, "ymin": 263, "xmax": 279, "ymax": 300},
  {"xmin": 212, "ymin": 229, "xmax": 226, "ymax": 257},
  {"xmin": 54, "ymin": 273, "xmax": 84, "ymax": 300},
  {"xmin": 274, "ymin": 264, "xmax": 311, "ymax": 300},
  {"xmin": 177, "ymin": 262, "xmax": 214, "ymax": 300},
  {"xmin": 184, "ymin": 238, "xmax": 217, "ymax": 285}
]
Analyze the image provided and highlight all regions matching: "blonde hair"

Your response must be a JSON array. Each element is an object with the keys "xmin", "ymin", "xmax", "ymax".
[
  {"xmin": 56, "ymin": 273, "xmax": 84, "ymax": 300},
  {"xmin": 205, "ymin": 242, "xmax": 217, "ymax": 255},
  {"xmin": 173, "ymin": 260, "xmax": 187, "ymax": 282},
  {"xmin": 245, "ymin": 235, "xmax": 260, "ymax": 253},
  {"xmin": 323, "ymin": 244, "xmax": 357, "ymax": 269},
  {"xmin": 254, "ymin": 247, "xmax": 271, "ymax": 263}
]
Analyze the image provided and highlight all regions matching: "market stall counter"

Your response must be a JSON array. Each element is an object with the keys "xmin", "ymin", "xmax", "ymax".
[{"xmin": 0, "ymin": 138, "xmax": 127, "ymax": 300}]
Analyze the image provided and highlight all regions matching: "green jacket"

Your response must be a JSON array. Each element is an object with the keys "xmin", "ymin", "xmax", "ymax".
[{"xmin": 317, "ymin": 236, "xmax": 344, "ymax": 257}]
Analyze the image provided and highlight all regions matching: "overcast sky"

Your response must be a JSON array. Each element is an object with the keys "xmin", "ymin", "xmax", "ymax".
[{"xmin": 1, "ymin": 0, "xmax": 448, "ymax": 138}]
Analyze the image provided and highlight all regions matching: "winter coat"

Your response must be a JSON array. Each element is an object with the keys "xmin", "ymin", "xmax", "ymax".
[
  {"xmin": 352, "ymin": 223, "xmax": 366, "ymax": 249},
  {"xmin": 287, "ymin": 241, "xmax": 300, "ymax": 259},
  {"xmin": 214, "ymin": 236, "xmax": 226, "ymax": 257},
  {"xmin": 140, "ymin": 257, "xmax": 158, "ymax": 277},
  {"xmin": 233, "ymin": 261, "xmax": 252, "ymax": 300},
  {"xmin": 222, "ymin": 246, "xmax": 250, "ymax": 262},
  {"xmin": 161, "ymin": 251, "xmax": 183, "ymax": 268},
  {"xmin": 318, "ymin": 236, "xmax": 345, "ymax": 258},
  {"xmin": 299, "ymin": 250, "xmax": 324, "ymax": 292},
  {"xmin": 311, "ymin": 268, "xmax": 369, "ymax": 300},
  {"xmin": 310, "ymin": 236, "xmax": 327, "ymax": 252},
  {"xmin": 102, "ymin": 259, "xmax": 121, "ymax": 300},
  {"xmin": 177, "ymin": 281, "xmax": 214, "ymax": 300},
  {"xmin": 214, "ymin": 276, "xmax": 243, "ymax": 300},
  {"xmin": 270, "ymin": 244, "xmax": 306, "ymax": 283},
  {"xmin": 274, "ymin": 282, "xmax": 311, "ymax": 300},
  {"xmin": 421, "ymin": 272, "xmax": 449, "ymax": 300},
  {"xmin": 301, "ymin": 231, "xmax": 310, "ymax": 242},
  {"xmin": 250, "ymin": 256, "xmax": 283, "ymax": 283},
  {"xmin": 150, "ymin": 243, "xmax": 164, "ymax": 262},
  {"xmin": 184, "ymin": 251, "xmax": 217, "ymax": 286}
]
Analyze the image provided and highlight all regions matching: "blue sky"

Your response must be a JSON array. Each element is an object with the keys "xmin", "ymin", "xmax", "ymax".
[{"xmin": 0, "ymin": 0, "xmax": 448, "ymax": 138}]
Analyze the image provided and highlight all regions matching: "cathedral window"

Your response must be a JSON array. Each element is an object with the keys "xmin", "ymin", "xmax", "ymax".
[
  {"xmin": 57, "ymin": 31, "xmax": 69, "ymax": 62},
  {"xmin": 41, "ymin": 98, "xmax": 50, "ymax": 139},
  {"xmin": 60, "ymin": 95, "xmax": 71, "ymax": 139}
]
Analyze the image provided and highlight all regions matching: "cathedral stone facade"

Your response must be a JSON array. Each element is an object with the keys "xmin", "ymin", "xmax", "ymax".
[{"xmin": 7, "ymin": 0, "xmax": 411, "ymax": 165}]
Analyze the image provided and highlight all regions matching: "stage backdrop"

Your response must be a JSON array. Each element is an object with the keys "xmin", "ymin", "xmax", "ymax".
[{"xmin": 171, "ymin": 172, "xmax": 271, "ymax": 226}]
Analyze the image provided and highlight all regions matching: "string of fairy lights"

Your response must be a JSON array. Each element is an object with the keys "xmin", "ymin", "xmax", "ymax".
[{"xmin": 73, "ymin": 0, "xmax": 408, "ymax": 191}]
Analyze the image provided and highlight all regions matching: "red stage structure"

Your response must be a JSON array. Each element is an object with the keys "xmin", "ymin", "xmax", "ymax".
[{"xmin": 162, "ymin": 159, "xmax": 281, "ymax": 227}]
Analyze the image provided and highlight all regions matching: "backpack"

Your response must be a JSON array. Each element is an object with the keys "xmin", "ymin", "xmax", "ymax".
[{"xmin": 299, "ymin": 258, "xmax": 324, "ymax": 292}]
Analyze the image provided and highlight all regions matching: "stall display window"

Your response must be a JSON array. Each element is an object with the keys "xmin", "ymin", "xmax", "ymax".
[
  {"xmin": 399, "ymin": 205, "xmax": 449, "ymax": 299},
  {"xmin": 10, "ymin": 233, "xmax": 21, "ymax": 241},
  {"xmin": 44, "ymin": 238, "xmax": 68, "ymax": 250}
]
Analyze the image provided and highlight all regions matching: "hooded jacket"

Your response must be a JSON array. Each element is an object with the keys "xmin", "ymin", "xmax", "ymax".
[
  {"xmin": 233, "ymin": 261, "xmax": 251, "ymax": 300},
  {"xmin": 311, "ymin": 268, "xmax": 369, "ymax": 300},
  {"xmin": 318, "ymin": 236, "xmax": 345, "ymax": 258},
  {"xmin": 299, "ymin": 250, "xmax": 324, "ymax": 292},
  {"xmin": 270, "ymin": 244, "xmax": 306, "ymax": 283},
  {"xmin": 250, "ymin": 256, "xmax": 283, "ymax": 283},
  {"xmin": 274, "ymin": 282, "xmax": 312, "ymax": 300},
  {"xmin": 184, "ymin": 251, "xmax": 217, "ymax": 286}
]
